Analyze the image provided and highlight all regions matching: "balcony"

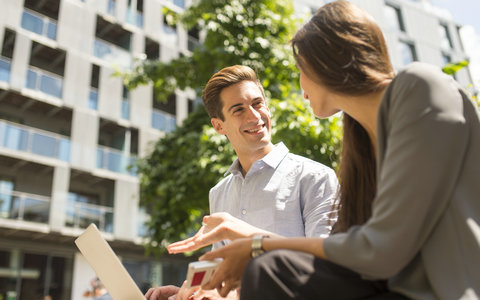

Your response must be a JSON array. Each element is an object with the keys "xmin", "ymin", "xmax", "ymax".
[
  {"xmin": 0, "ymin": 190, "xmax": 49, "ymax": 224},
  {"xmin": 26, "ymin": 66, "xmax": 63, "ymax": 99},
  {"xmin": 21, "ymin": 9, "xmax": 57, "ymax": 40},
  {"xmin": 96, "ymin": 145, "xmax": 136, "ymax": 176},
  {"xmin": 126, "ymin": 9, "xmax": 143, "ymax": 28},
  {"xmin": 93, "ymin": 38, "xmax": 132, "ymax": 69},
  {"xmin": 66, "ymin": 192, "xmax": 113, "ymax": 233},
  {"xmin": 0, "ymin": 119, "xmax": 70, "ymax": 162},
  {"xmin": 152, "ymin": 109, "xmax": 176, "ymax": 133},
  {"xmin": 0, "ymin": 57, "xmax": 11, "ymax": 83}
]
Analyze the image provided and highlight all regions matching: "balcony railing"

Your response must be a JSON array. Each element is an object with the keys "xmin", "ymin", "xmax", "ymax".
[
  {"xmin": 96, "ymin": 145, "xmax": 137, "ymax": 176},
  {"xmin": 0, "ymin": 119, "xmax": 71, "ymax": 162},
  {"xmin": 0, "ymin": 190, "xmax": 50, "ymax": 224},
  {"xmin": 126, "ymin": 9, "xmax": 143, "ymax": 28},
  {"xmin": 65, "ymin": 193, "xmax": 113, "ymax": 233},
  {"xmin": 93, "ymin": 38, "xmax": 132, "ymax": 69},
  {"xmin": 21, "ymin": 9, "xmax": 57, "ymax": 40},
  {"xmin": 0, "ymin": 56, "xmax": 11, "ymax": 83},
  {"xmin": 152, "ymin": 109, "xmax": 176, "ymax": 133},
  {"xmin": 26, "ymin": 66, "xmax": 63, "ymax": 99},
  {"xmin": 89, "ymin": 88, "xmax": 99, "ymax": 110}
]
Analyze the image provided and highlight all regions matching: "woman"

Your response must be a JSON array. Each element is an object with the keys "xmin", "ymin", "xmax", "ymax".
[{"xmin": 198, "ymin": 1, "xmax": 480, "ymax": 299}]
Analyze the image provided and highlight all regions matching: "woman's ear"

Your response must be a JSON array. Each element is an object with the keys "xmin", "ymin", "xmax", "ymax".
[{"xmin": 211, "ymin": 118, "xmax": 226, "ymax": 135}]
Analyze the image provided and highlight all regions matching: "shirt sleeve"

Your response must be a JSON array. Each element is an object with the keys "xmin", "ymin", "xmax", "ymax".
[
  {"xmin": 323, "ymin": 64, "xmax": 469, "ymax": 278},
  {"xmin": 302, "ymin": 164, "xmax": 339, "ymax": 238}
]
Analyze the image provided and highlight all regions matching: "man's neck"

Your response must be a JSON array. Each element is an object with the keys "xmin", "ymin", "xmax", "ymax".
[{"xmin": 237, "ymin": 143, "xmax": 275, "ymax": 177}]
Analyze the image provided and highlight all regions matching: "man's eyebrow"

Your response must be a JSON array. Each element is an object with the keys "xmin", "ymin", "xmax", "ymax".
[{"xmin": 227, "ymin": 103, "xmax": 243, "ymax": 113}]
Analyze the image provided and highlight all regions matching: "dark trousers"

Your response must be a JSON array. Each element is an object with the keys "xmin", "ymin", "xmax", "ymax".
[{"xmin": 240, "ymin": 249, "xmax": 409, "ymax": 300}]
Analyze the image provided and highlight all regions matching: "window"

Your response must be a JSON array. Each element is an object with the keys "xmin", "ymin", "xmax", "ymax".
[
  {"xmin": 384, "ymin": 3, "xmax": 405, "ymax": 32},
  {"xmin": 89, "ymin": 64, "xmax": 100, "ymax": 110},
  {"xmin": 398, "ymin": 41, "xmax": 417, "ymax": 66},
  {"xmin": 439, "ymin": 23, "xmax": 453, "ymax": 49},
  {"xmin": 122, "ymin": 86, "xmax": 130, "ymax": 120}
]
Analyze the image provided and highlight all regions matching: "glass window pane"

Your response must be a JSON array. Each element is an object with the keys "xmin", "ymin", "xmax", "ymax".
[
  {"xmin": 26, "ymin": 69, "xmax": 37, "ymax": 90},
  {"xmin": 121, "ymin": 100, "xmax": 130, "ymax": 119},
  {"xmin": 0, "ymin": 250, "xmax": 17, "ymax": 300},
  {"xmin": 46, "ymin": 21, "xmax": 57, "ymax": 40},
  {"xmin": 39, "ymin": 74, "xmax": 62, "ymax": 98},
  {"xmin": 9, "ymin": 196, "xmax": 20, "ymax": 219},
  {"xmin": 398, "ymin": 41, "xmax": 416, "ymax": 66},
  {"xmin": 22, "ymin": 197, "xmax": 49, "ymax": 223},
  {"xmin": 21, "ymin": 11, "xmax": 43, "ymax": 35},
  {"xmin": 173, "ymin": 0, "xmax": 185, "ymax": 8},
  {"xmin": 89, "ymin": 90, "xmax": 98, "ymax": 110},
  {"xmin": 19, "ymin": 253, "xmax": 47, "ymax": 300},
  {"xmin": 31, "ymin": 133, "xmax": 56, "ymax": 158},
  {"xmin": 0, "ymin": 58, "xmax": 11, "ymax": 82},
  {"xmin": 439, "ymin": 24, "xmax": 453, "ymax": 49},
  {"xmin": 58, "ymin": 138, "xmax": 71, "ymax": 162},
  {"xmin": 3, "ymin": 125, "xmax": 28, "ymax": 151},
  {"xmin": 384, "ymin": 4, "xmax": 404, "ymax": 32}
]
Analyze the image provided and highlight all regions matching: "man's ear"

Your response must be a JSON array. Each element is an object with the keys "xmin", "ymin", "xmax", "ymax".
[{"xmin": 211, "ymin": 118, "xmax": 226, "ymax": 135}]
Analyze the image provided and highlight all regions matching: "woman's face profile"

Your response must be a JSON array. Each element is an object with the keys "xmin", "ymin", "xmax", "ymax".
[{"xmin": 299, "ymin": 68, "xmax": 340, "ymax": 118}]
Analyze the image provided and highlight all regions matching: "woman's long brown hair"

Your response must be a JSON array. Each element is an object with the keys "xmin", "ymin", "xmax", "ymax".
[{"xmin": 291, "ymin": 1, "xmax": 394, "ymax": 232}]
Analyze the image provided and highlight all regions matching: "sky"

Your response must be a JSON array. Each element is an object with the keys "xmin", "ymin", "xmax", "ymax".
[
  {"xmin": 430, "ymin": 0, "xmax": 480, "ymax": 33},
  {"xmin": 429, "ymin": 0, "xmax": 480, "ymax": 88}
]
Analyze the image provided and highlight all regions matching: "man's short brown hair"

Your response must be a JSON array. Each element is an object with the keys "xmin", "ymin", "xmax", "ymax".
[{"xmin": 202, "ymin": 65, "xmax": 265, "ymax": 120}]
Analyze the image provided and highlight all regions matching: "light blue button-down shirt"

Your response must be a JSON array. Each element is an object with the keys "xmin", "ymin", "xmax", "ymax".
[{"xmin": 210, "ymin": 142, "xmax": 338, "ymax": 248}]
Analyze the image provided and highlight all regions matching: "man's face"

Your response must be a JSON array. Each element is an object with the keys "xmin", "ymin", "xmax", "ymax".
[{"xmin": 211, "ymin": 80, "xmax": 271, "ymax": 155}]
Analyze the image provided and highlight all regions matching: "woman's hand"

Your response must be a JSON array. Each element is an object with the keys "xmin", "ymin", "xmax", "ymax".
[
  {"xmin": 199, "ymin": 238, "xmax": 252, "ymax": 297},
  {"xmin": 168, "ymin": 213, "xmax": 273, "ymax": 254}
]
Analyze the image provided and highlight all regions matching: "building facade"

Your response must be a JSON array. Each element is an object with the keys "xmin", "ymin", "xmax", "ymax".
[
  {"xmin": 0, "ymin": 0, "xmax": 474, "ymax": 299},
  {"xmin": 0, "ymin": 0, "xmax": 197, "ymax": 299}
]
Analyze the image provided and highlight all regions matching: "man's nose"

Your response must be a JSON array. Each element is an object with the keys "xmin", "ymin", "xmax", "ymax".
[{"xmin": 245, "ymin": 105, "xmax": 261, "ymax": 120}]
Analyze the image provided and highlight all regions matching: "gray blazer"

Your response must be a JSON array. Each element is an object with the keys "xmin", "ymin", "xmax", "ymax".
[{"xmin": 324, "ymin": 62, "xmax": 480, "ymax": 300}]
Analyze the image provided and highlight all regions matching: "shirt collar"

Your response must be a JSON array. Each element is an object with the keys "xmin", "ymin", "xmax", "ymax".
[{"xmin": 224, "ymin": 142, "xmax": 289, "ymax": 177}]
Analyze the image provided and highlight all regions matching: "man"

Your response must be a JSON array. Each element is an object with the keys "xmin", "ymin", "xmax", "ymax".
[{"xmin": 145, "ymin": 65, "xmax": 338, "ymax": 300}]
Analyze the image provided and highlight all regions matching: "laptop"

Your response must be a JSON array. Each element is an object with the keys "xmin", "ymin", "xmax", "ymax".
[{"xmin": 74, "ymin": 223, "xmax": 145, "ymax": 300}]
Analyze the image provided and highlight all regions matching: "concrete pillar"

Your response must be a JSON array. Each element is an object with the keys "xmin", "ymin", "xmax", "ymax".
[
  {"xmin": 98, "ymin": 66, "xmax": 122, "ymax": 120},
  {"xmin": 10, "ymin": 33, "xmax": 31, "ymax": 91},
  {"xmin": 70, "ymin": 108, "xmax": 99, "ymax": 170},
  {"xmin": 63, "ymin": 52, "xmax": 91, "ymax": 108},
  {"xmin": 130, "ymin": 83, "xmax": 152, "ymax": 128},
  {"xmin": 49, "ymin": 165, "xmax": 70, "ymax": 231},
  {"xmin": 113, "ymin": 178, "xmax": 139, "ymax": 240},
  {"xmin": 57, "ymin": 0, "xmax": 96, "ymax": 55}
]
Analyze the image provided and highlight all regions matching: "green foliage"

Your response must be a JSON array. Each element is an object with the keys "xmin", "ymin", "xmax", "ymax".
[
  {"xmin": 126, "ymin": 0, "xmax": 342, "ymax": 257},
  {"xmin": 442, "ymin": 60, "xmax": 469, "ymax": 75},
  {"xmin": 120, "ymin": 0, "xmax": 300, "ymax": 101},
  {"xmin": 138, "ymin": 96, "xmax": 341, "ymax": 256}
]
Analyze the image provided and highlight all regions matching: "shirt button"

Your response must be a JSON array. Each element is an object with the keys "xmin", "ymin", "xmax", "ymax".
[{"xmin": 241, "ymin": 209, "xmax": 247, "ymax": 215}]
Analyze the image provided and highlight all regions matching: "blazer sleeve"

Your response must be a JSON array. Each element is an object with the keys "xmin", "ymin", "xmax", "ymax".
[{"xmin": 323, "ymin": 63, "xmax": 470, "ymax": 278}]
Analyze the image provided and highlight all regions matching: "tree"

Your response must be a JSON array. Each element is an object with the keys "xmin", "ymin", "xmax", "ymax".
[
  {"xmin": 124, "ymin": 0, "xmax": 342, "ymax": 256},
  {"xmin": 122, "ymin": 0, "xmax": 300, "ymax": 101}
]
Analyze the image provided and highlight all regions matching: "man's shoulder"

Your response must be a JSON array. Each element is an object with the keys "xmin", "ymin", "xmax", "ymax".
[
  {"xmin": 210, "ymin": 173, "xmax": 235, "ymax": 193},
  {"xmin": 284, "ymin": 153, "xmax": 334, "ymax": 172}
]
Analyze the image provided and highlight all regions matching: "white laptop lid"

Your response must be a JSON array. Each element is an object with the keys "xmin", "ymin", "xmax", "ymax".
[{"xmin": 74, "ymin": 223, "xmax": 145, "ymax": 300}]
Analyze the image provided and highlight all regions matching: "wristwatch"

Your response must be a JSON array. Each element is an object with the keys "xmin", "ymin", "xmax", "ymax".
[{"xmin": 251, "ymin": 235, "xmax": 267, "ymax": 258}]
